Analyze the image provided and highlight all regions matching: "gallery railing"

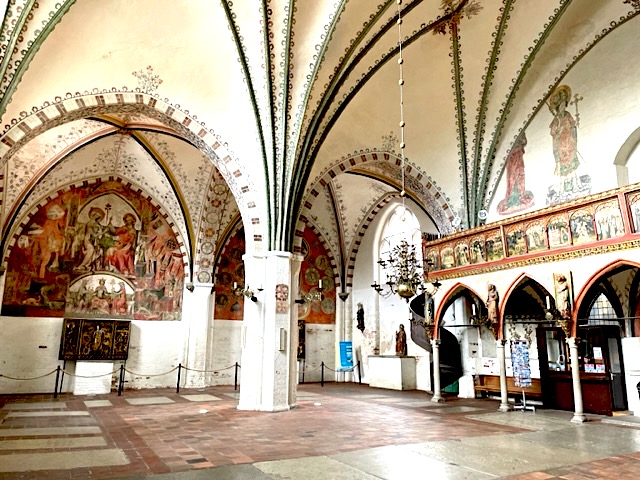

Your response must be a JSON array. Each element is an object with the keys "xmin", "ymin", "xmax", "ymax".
[{"xmin": 424, "ymin": 183, "xmax": 640, "ymax": 279}]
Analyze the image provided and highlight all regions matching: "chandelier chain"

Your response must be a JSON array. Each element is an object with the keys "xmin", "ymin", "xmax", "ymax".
[{"xmin": 396, "ymin": 0, "xmax": 406, "ymax": 207}]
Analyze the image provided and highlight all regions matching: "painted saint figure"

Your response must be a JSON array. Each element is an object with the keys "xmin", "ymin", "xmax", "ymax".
[
  {"xmin": 549, "ymin": 85, "xmax": 579, "ymax": 182},
  {"xmin": 395, "ymin": 324, "xmax": 407, "ymax": 356},
  {"xmin": 105, "ymin": 213, "xmax": 138, "ymax": 276},
  {"xmin": 498, "ymin": 132, "xmax": 534, "ymax": 215}
]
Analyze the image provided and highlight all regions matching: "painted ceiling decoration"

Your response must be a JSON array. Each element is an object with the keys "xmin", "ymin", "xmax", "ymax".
[{"xmin": 1, "ymin": 0, "xmax": 639, "ymax": 288}]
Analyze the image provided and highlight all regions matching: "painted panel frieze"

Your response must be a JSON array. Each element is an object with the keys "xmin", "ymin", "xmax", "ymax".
[
  {"xmin": 440, "ymin": 245, "xmax": 455, "ymax": 269},
  {"xmin": 469, "ymin": 235, "xmax": 485, "ymax": 264},
  {"xmin": 594, "ymin": 200, "xmax": 624, "ymax": 240},
  {"xmin": 485, "ymin": 230, "xmax": 504, "ymax": 262},
  {"xmin": 569, "ymin": 208, "xmax": 596, "ymax": 245},
  {"xmin": 454, "ymin": 241, "xmax": 470, "ymax": 267},
  {"xmin": 547, "ymin": 214, "xmax": 570, "ymax": 249},
  {"xmin": 628, "ymin": 192, "xmax": 640, "ymax": 233},
  {"xmin": 59, "ymin": 318, "xmax": 131, "ymax": 360},
  {"xmin": 2, "ymin": 181, "xmax": 184, "ymax": 320},
  {"xmin": 506, "ymin": 224, "xmax": 526, "ymax": 257},
  {"xmin": 425, "ymin": 247, "xmax": 440, "ymax": 271},
  {"xmin": 525, "ymin": 220, "xmax": 548, "ymax": 253}
]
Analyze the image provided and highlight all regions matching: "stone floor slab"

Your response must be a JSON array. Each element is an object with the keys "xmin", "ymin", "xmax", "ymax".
[
  {"xmin": 84, "ymin": 399, "xmax": 113, "ymax": 408},
  {"xmin": 0, "ymin": 448, "xmax": 128, "ymax": 472},
  {"xmin": 180, "ymin": 394, "xmax": 222, "ymax": 402},
  {"xmin": 6, "ymin": 410, "xmax": 90, "ymax": 417},
  {"xmin": 0, "ymin": 426, "xmax": 101, "ymax": 437},
  {"xmin": 125, "ymin": 396, "xmax": 175, "ymax": 405},
  {"xmin": 2, "ymin": 402, "xmax": 66, "ymax": 410},
  {"xmin": 0, "ymin": 436, "xmax": 107, "ymax": 450}
]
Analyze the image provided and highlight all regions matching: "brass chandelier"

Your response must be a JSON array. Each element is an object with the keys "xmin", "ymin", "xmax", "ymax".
[{"xmin": 370, "ymin": 1, "xmax": 440, "ymax": 303}]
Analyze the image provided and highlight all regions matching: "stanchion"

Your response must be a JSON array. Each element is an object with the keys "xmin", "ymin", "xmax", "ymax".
[
  {"xmin": 321, "ymin": 361, "xmax": 325, "ymax": 387},
  {"xmin": 234, "ymin": 362, "xmax": 239, "ymax": 390},
  {"xmin": 59, "ymin": 360, "xmax": 66, "ymax": 394},
  {"xmin": 357, "ymin": 360, "xmax": 362, "ymax": 385},
  {"xmin": 118, "ymin": 365, "xmax": 125, "ymax": 396},
  {"xmin": 53, "ymin": 365, "xmax": 61, "ymax": 399},
  {"xmin": 176, "ymin": 363, "xmax": 182, "ymax": 393}
]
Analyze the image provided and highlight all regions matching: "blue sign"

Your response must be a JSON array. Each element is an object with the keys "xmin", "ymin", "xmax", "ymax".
[{"xmin": 339, "ymin": 341, "xmax": 354, "ymax": 370}]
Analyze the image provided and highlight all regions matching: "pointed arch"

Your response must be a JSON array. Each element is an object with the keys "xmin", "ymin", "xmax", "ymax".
[
  {"xmin": 433, "ymin": 282, "xmax": 485, "ymax": 340},
  {"xmin": 501, "ymin": 272, "xmax": 553, "ymax": 340},
  {"xmin": 572, "ymin": 259, "xmax": 640, "ymax": 336}
]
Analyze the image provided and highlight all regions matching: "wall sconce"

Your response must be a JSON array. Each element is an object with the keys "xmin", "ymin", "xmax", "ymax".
[
  {"xmin": 545, "ymin": 296, "xmax": 572, "ymax": 337},
  {"xmin": 233, "ymin": 282, "xmax": 261, "ymax": 302},
  {"xmin": 295, "ymin": 279, "xmax": 324, "ymax": 304}
]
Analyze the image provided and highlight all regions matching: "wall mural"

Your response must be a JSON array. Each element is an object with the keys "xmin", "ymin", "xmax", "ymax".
[
  {"xmin": 498, "ymin": 132, "xmax": 534, "ymax": 215},
  {"xmin": 547, "ymin": 84, "xmax": 591, "ymax": 206},
  {"xmin": 298, "ymin": 226, "xmax": 335, "ymax": 325},
  {"xmin": 2, "ymin": 181, "xmax": 184, "ymax": 320},
  {"xmin": 214, "ymin": 227, "xmax": 245, "ymax": 320}
]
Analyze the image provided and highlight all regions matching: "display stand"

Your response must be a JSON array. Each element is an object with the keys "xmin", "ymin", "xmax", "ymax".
[{"xmin": 511, "ymin": 340, "xmax": 535, "ymax": 413}]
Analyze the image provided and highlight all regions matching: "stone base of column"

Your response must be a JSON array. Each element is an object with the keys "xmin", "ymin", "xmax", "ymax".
[
  {"xmin": 498, "ymin": 403, "xmax": 512, "ymax": 412},
  {"xmin": 571, "ymin": 413, "xmax": 588, "ymax": 423},
  {"xmin": 431, "ymin": 394, "xmax": 445, "ymax": 403}
]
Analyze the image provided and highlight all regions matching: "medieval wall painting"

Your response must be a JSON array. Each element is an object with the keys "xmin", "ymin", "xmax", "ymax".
[
  {"xmin": 498, "ymin": 132, "xmax": 534, "ymax": 215},
  {"xmin": 2, "ymin": 181, "xmax": 184, "ymax": 320},
  {"xmin": 297, "ymin": 226, "xmax": 335, "ymax": 325},
  {"xmin": 547, "ymin": 214, "xmax": 571, "ymax": 249},
  {"xmin": 569, "ymin": 208, "xmax": 597, "ymax": 245},
  {"xmin": 547, "ymin": 84, "xmax": 591, "ymax": 206},
  {"xmin": 213, "ymin": 227, "xmax": 246, "ymax": 320},
  {"xmin": 594, "ymin": 201, "xmax": 624, "ymax": 240}
]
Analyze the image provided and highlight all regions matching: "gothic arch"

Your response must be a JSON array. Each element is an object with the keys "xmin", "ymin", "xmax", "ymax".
[{"xmin": 0, "ymin": 90, "xmax": 265, "ymax": 254}]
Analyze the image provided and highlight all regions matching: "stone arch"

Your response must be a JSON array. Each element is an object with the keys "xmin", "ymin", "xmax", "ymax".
[
  {"xmin": 294, "ymin": 151, "xmax": 455, "ymax": 253},
  {"xmin": 0, "ymin": 90, "xmax": 264, "ymax": 254},
  {"xmin": 614, "ymin": 125, "xmax": 640, "ymax": 187},
  {"xmin": 501, "ymin": 272, "xmax": 552, "ymax": 340},
  {"xmin": 433, "ymin": 282, "xmax": 482, "ymax": 340},
  {"xmin": 573, "ymin": 259, "xmax": 640, "ymax": 337}
]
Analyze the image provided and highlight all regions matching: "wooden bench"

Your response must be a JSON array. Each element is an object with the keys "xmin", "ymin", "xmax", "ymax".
[{"xmin": 474, "ymin": 374, "xmax": 542, "ymax": 399}]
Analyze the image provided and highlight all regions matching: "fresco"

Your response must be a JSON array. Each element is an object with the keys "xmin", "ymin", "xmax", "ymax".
[
  {"xmin": 546, "ymin": 84, "xmax": 591, "ymax": 206},
  {"xmin": 298, "ymin": 226, "xmax": 336, "ymax": 325},
  {"xmin": 2, "ymin": 181, "xmax": 184, "ymax": 320},
  {"xmin": 498, "ymin": 132, "xmax": 534, "ymax": 215},
  {"xmin": 214, "ymin": 227, "xmax": 245, "ymax": 320}
]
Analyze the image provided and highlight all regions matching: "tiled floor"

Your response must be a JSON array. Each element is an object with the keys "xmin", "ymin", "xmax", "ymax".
[{"xmin": 1, "ymin": 383, "xmax": 640, "ymax": 479}]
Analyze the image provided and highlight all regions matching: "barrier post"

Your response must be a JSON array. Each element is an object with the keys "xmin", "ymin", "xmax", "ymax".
[
  {"xmin": 118, "ymin": 365, "xmax": 125, "ymax": 396},
  {"xmin": 54, "ymin": 365, "xmax": 61, "ymax": 399},
  {"xmin": 357, "ymin": 360, "xmax": 362, "ymax": 385},
  {"xmin": 321, "ymin": 361, "xmax": 325, "ymax": 387},
  {"xmin": 234, "ymin": 362, "xmax": 239, "ymax": 390},
  {"xmin": 176, "ymin": 363, "xmax": 182, "ymax": 393}
]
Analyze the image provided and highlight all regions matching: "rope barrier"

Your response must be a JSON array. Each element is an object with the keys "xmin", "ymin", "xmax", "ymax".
[
  {"xmin": 0, "ymin": 369, "xmax": 58, "ymax": 381},
  {"xmin": 60, "ymin": 368, "xmax": 121, "ymax": 379},
  {"xmin": 181, "ymin": 363, "xmax": 237, "ymax": 373},
  {"xmin": 123, "ymin": 366, "xmax": 178, "ymax": 377}
]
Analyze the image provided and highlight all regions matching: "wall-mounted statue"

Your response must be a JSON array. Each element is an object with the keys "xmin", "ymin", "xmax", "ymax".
[
  {"xmin": 356, "ymin": 302, "xmax": 365, "ymax": 332},
  {"xmin": 487, "ymin": 284, "xmax": 499, "ymax": 325}
]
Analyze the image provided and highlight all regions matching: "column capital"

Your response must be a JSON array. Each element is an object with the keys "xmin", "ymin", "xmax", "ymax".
[
  {"xmin": 496, "ymin": 339, "xmax": 507, "ymax": 347},
  {"xmin": 430, "ymin": 338, "xmax": 441, "ymax": 347},
  {"xmin": 567, "ymin": 337, "xmax": 581, "ymax": 348}
]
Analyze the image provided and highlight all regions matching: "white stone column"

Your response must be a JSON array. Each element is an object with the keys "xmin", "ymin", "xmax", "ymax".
[
  {"xmin": 568, "ymin": 337, "xmax": 587, "ymax": 423},
  {"xmin": 237, "ymin": 252, "xmax": 300, "ymax": 412},
  {"xmin": 182, "ymin": 282, "xmax": 214, "ymax": 388},
  {"xmin": 497, "ymin": 339, "xmax": 511, "ymax": 412},
  {"xmin": 335, "ymin": 291, "xmax": 353, "ymax": 382},
  {"xmin": 431, "ymin": 339, "xmax": 444, "ymax": 402}
]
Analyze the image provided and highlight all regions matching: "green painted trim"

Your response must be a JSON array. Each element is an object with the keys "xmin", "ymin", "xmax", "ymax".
[
  {"xmin": 450, "ymin": 20, "xmax": 470, "ymax": 228},
  {"xmin": 220, "ymin": 0, "xmax": 272, "ymax": 248},
  {"xmin": 476, "ymin": 1, "xmax": 572, "ymax": 210},
  {"xmin": 470, "ymin": 0, "xmax": 513, "ymax": 218},
  {"xmin": 484, "ymin": 8, "xmax": 640, "ymax": 210},
  {"xmin": 0, "ymin": 0, "xmax": 62, "ymax": 118},
  {"xmin": 0, "ymin": 0, "xmax": 37, "ymax": 90},
  {"xmin": 289, "ymin": 0, "xmax": 434, "ymax": 247},
  {"xmin": 275, "ymin": 0, "xmax": 296, "ymax": 250},
  {"xmin": 282, "ymin": 0, "xmax": 350, "ymax": 249},
  {"xmin": 263, "ymin": 0, "xmax": 278, "ymax": 249}
]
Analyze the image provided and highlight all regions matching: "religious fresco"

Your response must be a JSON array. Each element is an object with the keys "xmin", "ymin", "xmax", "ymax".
[
  {"xmin": 2, "ymin": 181, "xmax": 184, "ymax": 320},
  {"xmin": 298, "ymin": 226, "xmax": 336, "ymax": 325},
  {"xmin": 59, "ymin": 318, "xmax": 131, "ymax": 361},
  {"xmin": 546, "ymin": 84, "xmax": 591, "ymax": 206},
  {"xmin": 213, "ymin": 227, "xmax": 245, "ymax": 320},
  {"xmin": 498, "ymin": 132, "xmax": 534, "ymax": 215}
]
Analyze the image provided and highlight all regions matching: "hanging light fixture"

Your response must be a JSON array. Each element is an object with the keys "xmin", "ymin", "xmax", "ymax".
[{"xmin": 371, "ymin": 1, "xmax": 441, "ymax": 302}]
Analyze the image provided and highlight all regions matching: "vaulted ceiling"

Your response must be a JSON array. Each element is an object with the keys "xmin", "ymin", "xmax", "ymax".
[{"xmin": 1, "ymin": 0, "xmax": 639, "ymax": 282}]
